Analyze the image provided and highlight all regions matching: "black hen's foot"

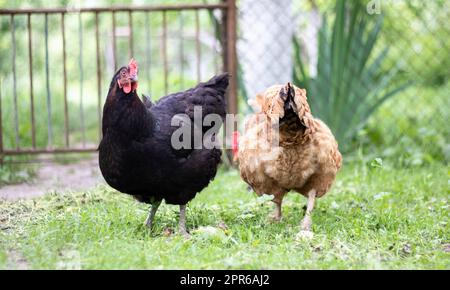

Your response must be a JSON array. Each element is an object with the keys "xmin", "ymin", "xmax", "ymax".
[{"xmin": 144, "ymin": 200, "xmax": 161, "ymax": 231}]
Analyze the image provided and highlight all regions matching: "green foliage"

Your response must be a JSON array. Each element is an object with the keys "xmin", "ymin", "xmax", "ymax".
[
  {"xmin": 293, "ymin": 0, "xmax": 410, "ymax": 151},
  {"xmin": 0, "ymin": 164, "xmax": 35, "ymax": 186},
  {"xmin": 0, "ymin": 164, "xmax": 449, "ymax": 269},
  {"xmin": 381, "ymin": 1, "xmax": 450, "ymax": 87},
  {"xmin": 357, "ymin": 82, "xmax": 450, "ymax": 166}
]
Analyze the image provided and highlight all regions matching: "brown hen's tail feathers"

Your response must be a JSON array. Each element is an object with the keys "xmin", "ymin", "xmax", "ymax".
[
  {"xmin": 279, "ymin": 83, "xmax": 309, "ymax": 130},
  {"xmin": 280, "ymin": 82, "xmax": 298, "ymax": 115}
]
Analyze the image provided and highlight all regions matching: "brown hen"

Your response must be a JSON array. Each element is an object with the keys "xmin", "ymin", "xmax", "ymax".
[{"xmin": 238, "ymin": 83, "xmax": 342, "ymax": 238}]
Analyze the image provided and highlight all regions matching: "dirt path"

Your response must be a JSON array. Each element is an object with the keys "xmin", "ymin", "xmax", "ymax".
[{"xmin": 0, "ymin": 159, "xmax": 105, "ymax": 200}]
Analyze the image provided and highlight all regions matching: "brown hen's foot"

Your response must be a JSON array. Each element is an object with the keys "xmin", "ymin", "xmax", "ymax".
[
  {"xmin": 296, "ymin": 229, "xmax": 314, "ymax": 240},
  {"xmin": 144, "ymin": 200, "xmax": 161, "ymax": 230},
  {"xmin": 269, "ymin": 194, "xmax": 284, "ymax": 222},
  {"xmin": 300, "ymin": 215, "xmax": 312, "ymax": 231},
  {"xmin": 297, "ymin": 215, "xmax": 314, "ymax": 240},
  {"xmin": 297, "ymin": 190, "xmax": 316, "ymax": 240},
  {"xmin": 268, "ymin": 211, "xmax": 282, "ymax": 222},
  {"xmin": 179, "ymin": 204, "xmax": 190, "ymax": 238}
]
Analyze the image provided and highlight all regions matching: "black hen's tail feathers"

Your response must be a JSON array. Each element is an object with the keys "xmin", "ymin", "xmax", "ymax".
[
  {"xmin": 201, "ymin": 73, "xmax": 230, "ymax": 96},
  {"xmin": 142, "ymin": 94, "xmax": 154, "ymax": 109}
]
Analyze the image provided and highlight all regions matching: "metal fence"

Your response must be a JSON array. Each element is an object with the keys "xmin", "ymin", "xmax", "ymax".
[
  {"xmin": 0, "ymin": 0, "xmax": 448, "ymax": 166},
  {"xmin": 0, "ymin": 1, "xmax": 237, "ymax": 162}
]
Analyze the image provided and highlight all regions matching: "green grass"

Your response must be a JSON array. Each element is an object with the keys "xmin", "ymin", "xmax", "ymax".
[
  {"xmin": 0, "ymin": 164, "xmax": 36, "ymax": 186},
  {"xmin": 0, "ymin": 162, "xmax": 449, "ymax": 269}
]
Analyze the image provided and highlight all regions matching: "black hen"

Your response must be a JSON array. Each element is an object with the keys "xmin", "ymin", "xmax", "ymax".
[{"xmin": 99, "ymin": 59, "xmax": 229, "ymax": 235}]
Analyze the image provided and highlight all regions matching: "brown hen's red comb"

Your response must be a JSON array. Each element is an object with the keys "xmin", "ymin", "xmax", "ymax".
[{"xmin": 128, "ymin": 58, "xmax": 138, "ymax": 76}]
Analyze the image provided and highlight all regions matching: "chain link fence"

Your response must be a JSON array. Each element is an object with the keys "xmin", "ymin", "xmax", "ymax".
[{"xmin": 237, "ymin": 0, "xmax": 449, "ymax": 166}]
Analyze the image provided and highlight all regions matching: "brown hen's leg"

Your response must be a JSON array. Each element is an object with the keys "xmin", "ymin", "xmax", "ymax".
[
  {"xmin": 179, "ymin": 204, "xmax": 190, "ymax": 238},
  {"xmin": 144, "ymin": 200, "xmax": 162, "ymax": 230},
  {"xmin": 270, "ymin": 193, "xmax": 285, "ymax": 222},
  {"xmin": 298, "ymin": 189, "xmax": 316, "ymax": 239}
]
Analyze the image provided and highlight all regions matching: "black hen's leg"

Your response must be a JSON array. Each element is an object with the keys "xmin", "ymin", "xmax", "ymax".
[
  {"xmin": 144, "ymin": 200, "xmax": 162, "ymax": 229},
  {"xmin": 179, "ymin": 204, "xmax": 189, "ymax": 237}
]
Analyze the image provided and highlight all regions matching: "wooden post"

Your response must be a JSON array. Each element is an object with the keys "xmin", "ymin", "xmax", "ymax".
[
  {"xmin": 222, "ymin": 0, "xmax": 238, "ymax": 166},
  {"xmin": 0, "ymin": 78, "xmax": 3, "ymax": 166},
  {"xmin": 223, "ymin": 0, "xmax": 238, "ymax": 116}
]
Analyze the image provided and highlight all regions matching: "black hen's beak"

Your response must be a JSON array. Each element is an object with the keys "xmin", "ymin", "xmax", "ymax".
[
  {"xmin": 128, "ymin": 58, "xmax": 138, "ymax": 82},
  {"xmin": 129, "ymin": 75, "xmax": 138, "ymax": 82}
]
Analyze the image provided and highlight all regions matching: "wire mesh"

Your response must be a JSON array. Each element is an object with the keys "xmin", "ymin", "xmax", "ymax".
[
  {"xmin": 0, "ymin": 3, "xmax": 230, "ymax": 160},
  {"xmin": 237, "ymin": 0, "xmax": 449, "ymax": 165}
]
